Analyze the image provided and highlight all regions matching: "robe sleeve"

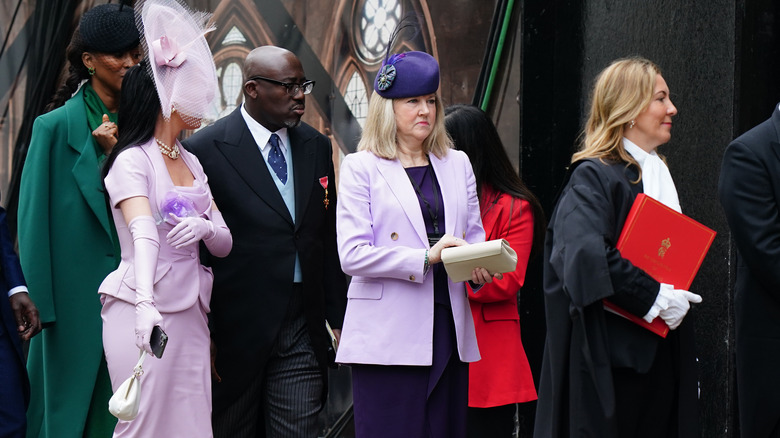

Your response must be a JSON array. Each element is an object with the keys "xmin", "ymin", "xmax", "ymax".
[{"xmin": 549, "ymin": 162, "xmax": 659, "ymax": 314}]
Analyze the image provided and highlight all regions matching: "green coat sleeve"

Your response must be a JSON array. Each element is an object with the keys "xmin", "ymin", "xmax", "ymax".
[{"xmin": 19, "ymin": 114, "xmax": 58, "ymax": 324}]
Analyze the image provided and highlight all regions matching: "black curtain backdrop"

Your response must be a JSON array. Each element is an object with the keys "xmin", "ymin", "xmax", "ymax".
[{"xmin": 6, "ymin": 2, "xmax": 78, "ymax": 237}]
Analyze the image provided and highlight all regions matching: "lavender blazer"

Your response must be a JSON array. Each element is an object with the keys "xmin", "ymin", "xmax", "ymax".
[
  {"xmin": 99, "ymin": 139, "xmax": 217, "ymax": 313},
  {"xmin": 335, "ymin": 149, "xmax": 483, "ymax": 366}
]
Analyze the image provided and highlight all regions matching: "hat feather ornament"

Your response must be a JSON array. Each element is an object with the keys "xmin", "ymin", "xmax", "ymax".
[{"xmin": 373, "ymin": 17, "xmax": 440, "ymax": 99}]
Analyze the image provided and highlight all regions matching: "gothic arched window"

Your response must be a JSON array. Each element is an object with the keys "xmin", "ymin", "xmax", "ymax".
[
  {"xmin": 356, "ymin": 0, "xmax": 401, "ymax": 63},
  {"xmin": 345, "ymin": 71, "xmax": 368, "ymax": 128},
  {"xmin": 219, "ymin": 61, "xmax": 243, "ymax": 118}
]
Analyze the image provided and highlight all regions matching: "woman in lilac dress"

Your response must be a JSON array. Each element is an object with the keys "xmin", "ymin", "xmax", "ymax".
[{"xmin": 98, "ymin": 1, "xmax": 230, "ymax": 436}]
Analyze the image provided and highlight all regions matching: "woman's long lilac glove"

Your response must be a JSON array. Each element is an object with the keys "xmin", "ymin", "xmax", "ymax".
[
  {"xmin": 129, "ymin": 216, "xmax": 164, "ymax": 356},
  {"xmin": 203, "ymin": 209, "xmax": 232, "ymax": 257}
]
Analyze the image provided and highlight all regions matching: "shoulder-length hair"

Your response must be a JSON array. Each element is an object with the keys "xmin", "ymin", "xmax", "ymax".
[
  {"xmin": 357, "ymin": 92, "xmax": 452, "ymax": 159},
  {"xmin": 101, "ymin": 60, "xmax": 160, "ymax": 182},
  {"xmin": 573, "ymin": 57, "xmax": 661, "ymax": 179},
  {"xmin": 445, "ymin": 104, "xmax": 546, "ymax": 257}
]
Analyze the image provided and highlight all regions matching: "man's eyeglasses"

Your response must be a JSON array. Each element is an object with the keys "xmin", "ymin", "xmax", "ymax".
[{"xmin": 246, "ymin": 75, "xmax": 315, "ymax": 96}]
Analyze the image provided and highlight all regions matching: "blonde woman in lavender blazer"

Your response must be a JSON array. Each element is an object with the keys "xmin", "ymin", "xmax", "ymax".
[{"xmin": 335, "ymin": 50, "xmax": 498, "ymax": 438}]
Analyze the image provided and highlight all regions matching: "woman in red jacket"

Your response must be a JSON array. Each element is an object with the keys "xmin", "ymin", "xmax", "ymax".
[{"xmin": 445, "ymin": 105, "xmax": 545, "ymax": 437}]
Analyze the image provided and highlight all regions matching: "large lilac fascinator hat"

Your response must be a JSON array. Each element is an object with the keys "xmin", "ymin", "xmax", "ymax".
[
  {"xmin": 136, "ymin": 0, "xmax": 218, "ymax": 124},
  {"xmin": 373, "ymin": 21, "xmax": 440, "ymax": 99}
]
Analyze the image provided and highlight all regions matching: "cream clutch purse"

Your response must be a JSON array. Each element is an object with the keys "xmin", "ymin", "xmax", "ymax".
[
  {"xmin": 108, "ymin": 349, "xmax": 145, "ymax": 421},
  {"xmin": 441, "ymin": 239, "xmax": 517, "ymax": 282}
]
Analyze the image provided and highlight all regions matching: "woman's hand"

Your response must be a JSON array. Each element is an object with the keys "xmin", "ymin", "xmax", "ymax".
[
  {"xmin": 470, "ymin": 267, "xmax": 504, "ymax": 285},
  {"xmin": 135, "ymin": 301, "xmax": 163, "ymax": 356},
  {"xmin": 427, "ymin": 233, "xmax": 467, "ymax": 264},
  {"xmin": 166, "ymin": 214, "xmax": 215, "ymax": 248},
  {"xmin": 92, "ymin": 114, "xmax": 118, "ymax": 154},
  {"xmin": 658, "ymin": 288, "xmax": 702, "ymax": 330}
]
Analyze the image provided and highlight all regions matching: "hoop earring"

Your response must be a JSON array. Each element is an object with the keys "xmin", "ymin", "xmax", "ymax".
[
  {"xmin": 88, "ymin": 67, "xmax": 95, "ymax": 76},
  {"xmin": 628, "ymin": 120, "xmax": 635, "ymax": 129}
]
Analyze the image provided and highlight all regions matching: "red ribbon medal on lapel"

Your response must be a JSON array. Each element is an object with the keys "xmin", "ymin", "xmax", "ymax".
[{"xmin": 319, "ymin": 176, "xmax": 329, "ymax": 209}]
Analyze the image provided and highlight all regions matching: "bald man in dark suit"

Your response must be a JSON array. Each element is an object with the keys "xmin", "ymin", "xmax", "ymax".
[{"xmin": 185, "ymin": 46, "xmax": 347, "ymax": 438}]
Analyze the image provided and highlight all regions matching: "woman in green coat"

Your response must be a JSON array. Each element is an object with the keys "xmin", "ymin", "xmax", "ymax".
[{"xmin": 17, "ymin": 4, "xmax": 141, "ymax": 437}]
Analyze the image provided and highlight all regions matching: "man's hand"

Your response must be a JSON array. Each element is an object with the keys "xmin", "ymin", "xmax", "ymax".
[{"xmin": 10, "ymin": 292, "xmax": 41, "ymax": 341}]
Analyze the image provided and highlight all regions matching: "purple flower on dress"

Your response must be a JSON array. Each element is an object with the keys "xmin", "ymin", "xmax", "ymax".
[{"xmin": 160, "ymin": 191, "xmax": 197, "ymax": 223}]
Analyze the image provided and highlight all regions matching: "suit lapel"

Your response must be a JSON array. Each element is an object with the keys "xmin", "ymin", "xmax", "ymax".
[
  {"xmin": 216, "ymin": 111, "xmax": 293, "ymax": 225},
  {"xmin": 66, "ymin": 92, "xmax": 113, "ymax": 238},
  {"xmin": 771, "ymin": 106, "xmax": 780, "ymax": 162},
  {"xmin": 430, "ymin": 153, "xmax": 457, "ymax": 237},
  {"xmin": 290, "ymin": 127, "xmax": 315, "ymax": 229},
  {"xmin": 376, "ymin": 157, "xmax": 428, "ymax": 247},
  {"xmin": 480, "ymin": 196, "xmax": 505, "ymax": 241}
]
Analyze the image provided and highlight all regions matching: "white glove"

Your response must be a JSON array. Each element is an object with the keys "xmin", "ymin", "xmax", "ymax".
[
  {"xmin": 166, "ymin": 215, "xmax": 215, "ymax": 249},
  {"xmin": 129, "ymin": 216, "xmax": 164, "ymax": 355},
  {"xmin": 658, "ymin": 286, "xmax": 702, "ymax": 330}
]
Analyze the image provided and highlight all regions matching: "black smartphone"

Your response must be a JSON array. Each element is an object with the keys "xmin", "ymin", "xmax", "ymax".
[{"xmin": 150, "ymin": 325, "xmax": 168, "ymax": 358}]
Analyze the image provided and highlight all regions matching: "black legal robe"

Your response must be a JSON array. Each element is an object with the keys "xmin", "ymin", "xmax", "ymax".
[{"xmin": 533, "ymin": 158, "xmax": 699, "ymax": 438}]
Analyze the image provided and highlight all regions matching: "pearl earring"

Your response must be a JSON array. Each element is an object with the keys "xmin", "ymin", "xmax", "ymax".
[{"xmin": 628, "ymin": 120, "xmax": 635, "ymax": 129}]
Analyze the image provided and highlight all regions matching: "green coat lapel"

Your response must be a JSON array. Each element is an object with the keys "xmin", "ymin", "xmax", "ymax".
[{"xmin": 65, "ymin": 88, "xmax": 113, "ymax": 239}]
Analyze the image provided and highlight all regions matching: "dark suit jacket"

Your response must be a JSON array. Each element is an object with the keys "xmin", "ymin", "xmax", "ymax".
[
  {"xmin": 0, "ymin": 203, "xmax": 30, "ymax": 437},
  {"xmin": 719, "ymin": 104, "xmax": 780, "ymax": 437},
  {"xmin": 184, "ymin": 108, "xmax": 347, "ymax": 412},
  {"xmin": 535, "ymin": 159, "xmax": 698, "ymax": 438}
]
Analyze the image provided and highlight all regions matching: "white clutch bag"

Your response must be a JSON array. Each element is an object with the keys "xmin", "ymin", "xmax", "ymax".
[
  {"xmin": 441, "ymin": 238, "xmax": 518, "ymax": 282},
  {"xmin": 108, "ymin": 349, "xmax": 146, "ymax": 421}
]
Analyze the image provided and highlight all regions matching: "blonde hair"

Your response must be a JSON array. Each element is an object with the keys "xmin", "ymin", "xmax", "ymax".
[
  {"xmin": 357, "ymin": 92, "xmax": 452, "ymax": 159},
  {"xmin": 572, "ymin": 57, "xmax": 662, "ymax": 178}
]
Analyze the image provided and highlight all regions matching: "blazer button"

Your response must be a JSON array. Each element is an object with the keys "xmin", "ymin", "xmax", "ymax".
[
  {"xmin": 409, "ymin": 274, "xmax": 415, "ymax": 281},
  {"xmin": 390, "ymin": 232, "xmax": 398, "ymax": 241},
  {"xmin": 462, "ymin": 231, "xmax": 466, "ymax": 238}
]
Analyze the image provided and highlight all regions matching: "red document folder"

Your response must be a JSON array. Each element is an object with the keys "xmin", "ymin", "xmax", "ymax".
[{"xmin": 603, "ymin": 193, "xmax": 716, "ymax": 337}]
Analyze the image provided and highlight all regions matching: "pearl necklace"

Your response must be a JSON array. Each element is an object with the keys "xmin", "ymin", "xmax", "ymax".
[{"xmin": 155, "ymin": 137, "xmax": 180, "ymax": 159}]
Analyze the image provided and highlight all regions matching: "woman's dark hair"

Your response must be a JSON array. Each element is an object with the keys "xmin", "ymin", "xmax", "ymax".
[
  {"xmin": 101, "ymin": 60, "xmax": 160, "ymax": 182},
  {"xmin": 444, "ymin": 104, "xmax": 545, "ymax": 256},
  {"xmin": 45, "ymin": 28, "xmax": 91, "ymax": 112}
]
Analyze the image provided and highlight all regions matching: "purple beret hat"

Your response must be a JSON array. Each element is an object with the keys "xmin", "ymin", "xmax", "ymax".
[{"xmin": 374, "ymin": 51, "xmax": 440, "ymax": 99}]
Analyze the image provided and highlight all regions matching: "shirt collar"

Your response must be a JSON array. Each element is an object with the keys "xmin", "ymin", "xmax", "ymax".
[{"xmin": 240, "ymin": 103, "xmax": 289, "ymax": 153}]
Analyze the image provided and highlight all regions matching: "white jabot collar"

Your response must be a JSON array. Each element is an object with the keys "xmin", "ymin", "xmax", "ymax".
[{"xmin": 623, "ymin": 137, "xmax": 681, "ymax": 213}]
